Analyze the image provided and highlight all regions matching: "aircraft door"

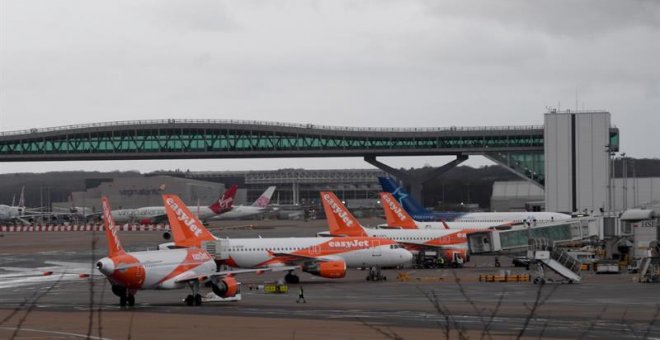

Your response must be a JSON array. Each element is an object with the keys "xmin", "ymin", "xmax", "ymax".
[{"xmin": 372, "ymin": 240, "xmax": 382, "ymax": 257}]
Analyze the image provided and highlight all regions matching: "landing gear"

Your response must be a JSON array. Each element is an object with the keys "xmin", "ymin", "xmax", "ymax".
[
  {"xmin": 185, "ymin": 280, "xmax": 202, "ymax": 306},
  {"xmin": 366, "ymin": 266, "xmax": 386, "ymax": 281},
  {"xmin": 285, "ymin": 272, "xmax": 300, "ymax": 284},
  {"xmin": 112, "ymin": 285, "xmax": 135, "ymax": 307}
]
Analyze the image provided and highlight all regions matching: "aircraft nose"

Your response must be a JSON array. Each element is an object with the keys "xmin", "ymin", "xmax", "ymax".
[{"xmin": 96, "ymin": 258, "xmax": 115, "ymax": 276}]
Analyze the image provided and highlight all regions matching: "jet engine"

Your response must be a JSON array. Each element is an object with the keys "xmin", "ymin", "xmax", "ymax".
[
  {"xmin": 211, "ymin": 276, "xmax": 239, "ymax": 298},
  {"xmin": 303, "ymin": 260, "xmax": 346, "ymax": 279}
]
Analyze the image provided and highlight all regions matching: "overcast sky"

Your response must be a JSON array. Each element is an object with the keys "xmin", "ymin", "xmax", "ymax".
[{"xmin": 0, "ymin": 0, "xmax": 658, "ymax": 174}]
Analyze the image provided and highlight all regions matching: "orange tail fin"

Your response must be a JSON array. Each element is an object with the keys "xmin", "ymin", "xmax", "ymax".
[
  {"xmin": 380, "ymin": 192, "xmax": 417, "ymax": 229},
  {"xmin": 101, "ymin": 196, "xmax": 125, "ymax": 257},
  {"xmin": 320, "ymin": 192, "xmax": 366, "ymax": 236},
  {"xmin": 163, "ymin": 194, "xmax": 216, "ymax": 247}
]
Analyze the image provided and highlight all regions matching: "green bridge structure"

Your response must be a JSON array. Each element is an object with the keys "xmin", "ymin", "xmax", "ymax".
[{"xmin": 0, "ymin": 119, "xmax": 619, "ymax": 198}]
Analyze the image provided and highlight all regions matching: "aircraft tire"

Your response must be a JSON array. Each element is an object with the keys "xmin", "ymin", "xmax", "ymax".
[
  {"xmin": 127, "ymin": 295, "xmax": 135, "ymax": 307},
  {"xmin": 185, "ymin": 294, "xmax": 194, "ymax": 306},
  {"xmin": 194, "ymin": 294, "xmax": 202, "ymax": 306},
  {"xmin": 285, "ymin": 274, "xmax": 300, "ymax": 284}
]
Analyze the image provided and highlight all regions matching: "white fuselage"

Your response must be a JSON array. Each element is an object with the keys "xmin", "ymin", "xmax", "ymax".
[
  {"xmin": 97, "ymin": 248, "xmax": 216, "ymax": 290},
  {"xmin": 381, "ymin": 212, "xmax": 572, "ymax": 230},
  {"xmin": 0, "ymin": 205, "xmax": 21, "ymax": 221},
  {"xmin": 111, "ymin": 206, "xmax": 216, "ymax": 223},
  {"xmin": 361, "ymin": 227, "xmax": 467, "ymax": 249},
  {"xmin": 211, "ymin": 206, "xmax": 266, "ymax": 220},
  {"xmin": 163, "ymin": 237, "xmax": 412, "ymax": 269},
  {"xmin": 227, "ymin": 237, "xmax": 410, "ymax": 268}
]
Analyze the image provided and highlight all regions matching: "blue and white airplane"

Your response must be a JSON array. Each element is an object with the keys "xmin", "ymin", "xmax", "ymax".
[{"xmin": 378, "ymin": 177, "xmax": 571, "ymax": 225}]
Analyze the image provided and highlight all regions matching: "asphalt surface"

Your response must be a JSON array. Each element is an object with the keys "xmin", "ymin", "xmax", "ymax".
[{"xmin": 1, "ymin": 218, "xmax": 659, "ymax": 339}]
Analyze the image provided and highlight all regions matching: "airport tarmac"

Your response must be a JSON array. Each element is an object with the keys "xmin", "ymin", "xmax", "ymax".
[{"xmin": 1, "ymin": 219, "xmax": 660, "ymax": 339}]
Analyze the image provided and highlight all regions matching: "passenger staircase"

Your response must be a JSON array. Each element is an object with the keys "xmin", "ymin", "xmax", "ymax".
[
  {"xmin": 638, "ymin": 257, "xmax": 660, "ymax": 283},
  {"xmin": 527, "ymin": 238, "xmax": 582, "ymax": 283}
]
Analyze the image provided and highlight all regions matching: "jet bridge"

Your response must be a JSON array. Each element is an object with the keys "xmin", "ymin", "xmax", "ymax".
[{"xmin": 467, "ymin": 217, "xmax": 600, "ymax": 254}]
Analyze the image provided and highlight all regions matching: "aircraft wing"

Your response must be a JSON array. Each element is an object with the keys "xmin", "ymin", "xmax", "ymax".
[
  {"xmin": 266, "ymin": 251, "xmax": 340, "ymax": 263},
  {"xmin": 174, "ymin": 268, "xmax": 272, "ymax": 283}
]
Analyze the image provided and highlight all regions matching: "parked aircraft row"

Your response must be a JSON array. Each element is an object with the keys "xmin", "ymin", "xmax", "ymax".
[
  {"xmin": 7, "ymin": 177, "xmax": 575, "ymax": 307},
  {"xmin": 110, "ymin": 185, "xmax": 276, "ymax": 224},
  {"xmin": 93, "ymin": 193, "xmax": 413, "ymax": 306}
]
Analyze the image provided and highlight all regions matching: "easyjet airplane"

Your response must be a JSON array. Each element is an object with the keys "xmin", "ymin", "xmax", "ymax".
[
  {"xmin": 160, "ymin": 194, "xmax": 412, "ymax": 283},
  {"xmin": 320, "ymin": 192, "xmax": 470, "ymax": 264},
  {"xmin": 111, "ymin": 185, "xmax": 237, "ymax": 224},
  {"xmin": 96, "ymin": 196, "xmax": 255, "ymax": 307}
]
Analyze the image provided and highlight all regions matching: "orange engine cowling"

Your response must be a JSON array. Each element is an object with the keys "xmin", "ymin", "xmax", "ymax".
[
  {"xmin": 211, "ymin": 276, "xmax": 239, "ymax": 298},
  {"xmin": 303, "ymin": 260, "xmax": 346, "ymax": 279}
]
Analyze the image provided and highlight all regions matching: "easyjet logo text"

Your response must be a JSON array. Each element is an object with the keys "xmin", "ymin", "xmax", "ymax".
[
  {"xmin": 322, "ymin": 193, "xmax": 354, "ymax": 227},
  {"xmin": 328, "ymin": 240, "xmax": 369, "ymax": 248},
  {"xmin": 165, "ymin": 197, "xmax": 203, "ymax": 237},
  {"xmin": 383, "ymin": 194, "xmax": 407, "ymax": 221}
]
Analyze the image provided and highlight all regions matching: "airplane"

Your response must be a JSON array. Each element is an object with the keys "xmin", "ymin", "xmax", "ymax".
[
  {"xmin": 160, "ymin": 193, "xmax": 412, "ymax": 283},
  {"xmin": 320, "ymin": 192, "xmax": 471, "ymax": 265},
  {"xmin": 111, "ymin": 185, "xmax": 237, "ymax": 224},
  {"xmin": 378, "ymin": 177, "xmax": 571, "ymax": 224},
  {"xmin": 211, "ymin": 186, "xmax": 276, "ymax": 220},
  {"xmin": 96, "ymin": 196, "xmax": 256, "ymax": 306},
  {"xmin": 0, "ymin": 187, "xmax": 69, "ymax": 224},
  {"xmin": 378, "ymin": 192, "xmax": 523, "ymax": 230}
]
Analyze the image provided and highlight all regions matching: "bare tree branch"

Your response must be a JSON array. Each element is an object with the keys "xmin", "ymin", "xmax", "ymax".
[{"xmin": 10, "ymin": 273, "xmax": 64, "ymax": 340}]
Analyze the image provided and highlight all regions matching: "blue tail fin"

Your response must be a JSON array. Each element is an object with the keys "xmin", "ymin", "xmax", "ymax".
[{"xmin": 377, "ymin": 177, "xmax": 428, "ymax": 215}]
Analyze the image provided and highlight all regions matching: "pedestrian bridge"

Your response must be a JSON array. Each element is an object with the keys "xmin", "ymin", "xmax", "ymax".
[{"xmin": 0, "ymin": 119, "xmax": 619, "ymax": 186}]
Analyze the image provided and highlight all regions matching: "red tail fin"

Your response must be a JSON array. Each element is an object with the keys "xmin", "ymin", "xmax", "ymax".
[
  {"xmin": 101, "ymin": 196, "xmax": 125, "ymax": 257},
  {"xmin": 209, "ymin": 185, "xmax": 237, "ymax": 214},
  {"xmin": 163, "ymin": 194, "xmax": 216, "ymax": 247},
  {"xmin": 320, "ymin": 192, "xmax": 366, "ymax": 236},
  {"xmin": 380, "ymin": 192, "xmax": 417, "ymax": 229}
]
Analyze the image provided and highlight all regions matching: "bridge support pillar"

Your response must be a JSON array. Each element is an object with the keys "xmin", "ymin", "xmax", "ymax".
[{"xmin": 364, "ymin": 155, "xmax": 468, "ymax": 204}]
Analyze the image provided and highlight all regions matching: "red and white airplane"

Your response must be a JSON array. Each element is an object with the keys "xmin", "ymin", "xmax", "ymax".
[
  {"xmin": 320, "ymin": 192, "xmax": 471, "ymax": 264},
  {"xmin": 96, "ymin": 196, "xmax": 255, "ymax": 307},
  {"xmin": 111, "ymin": 185, "xmax": 237, "ymax": 225},
  {"xmin": 160, "ymin": 194, "xmax": 412, "ymax": 283}
]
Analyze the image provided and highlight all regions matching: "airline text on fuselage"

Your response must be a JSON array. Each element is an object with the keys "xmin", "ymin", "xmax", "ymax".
[{"xmin": 328, "ymin": 240, "xmax": 369, "ymax": 248}]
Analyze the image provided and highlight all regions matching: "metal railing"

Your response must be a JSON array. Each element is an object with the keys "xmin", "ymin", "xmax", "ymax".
[{"xmin": 0, "ymin": 118, "xmax": 544, "ymax": 137}]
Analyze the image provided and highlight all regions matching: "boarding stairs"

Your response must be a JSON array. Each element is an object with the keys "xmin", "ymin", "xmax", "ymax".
[
  {"xmin": 638, "ymin": 257, "xmax": 660, "ymax": 283},
  {"xmin": 527, "ymin": 238, "xmax": 582, "ymax": 284}
]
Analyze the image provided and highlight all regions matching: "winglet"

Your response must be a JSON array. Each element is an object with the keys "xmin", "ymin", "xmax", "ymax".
[
  {"xmin": 379, "ymin": 192, "xmax": 417, "ymax": 229},
  {"xmin": 320, "ymin": 192, "xmax": 366, "ymax": 236},
  {"xmin": 101, "ymin": 196, "xmax": 125, "ymax": 257},
  {"xmin": 163, "ymin": 194, "xmax": 216, "ymax": 247},
  {"xmin": 209, "ymin": 185, "xmax": 237, "ymax": 214},
  {"xmin": 251, "ymin": 186, "xmax": 276, "ymax": 207}
]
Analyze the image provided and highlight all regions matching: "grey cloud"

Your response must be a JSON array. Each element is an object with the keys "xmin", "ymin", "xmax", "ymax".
[{"xmin": 422, "ymin": 0, "xmax": 660, "ymax": 37}]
